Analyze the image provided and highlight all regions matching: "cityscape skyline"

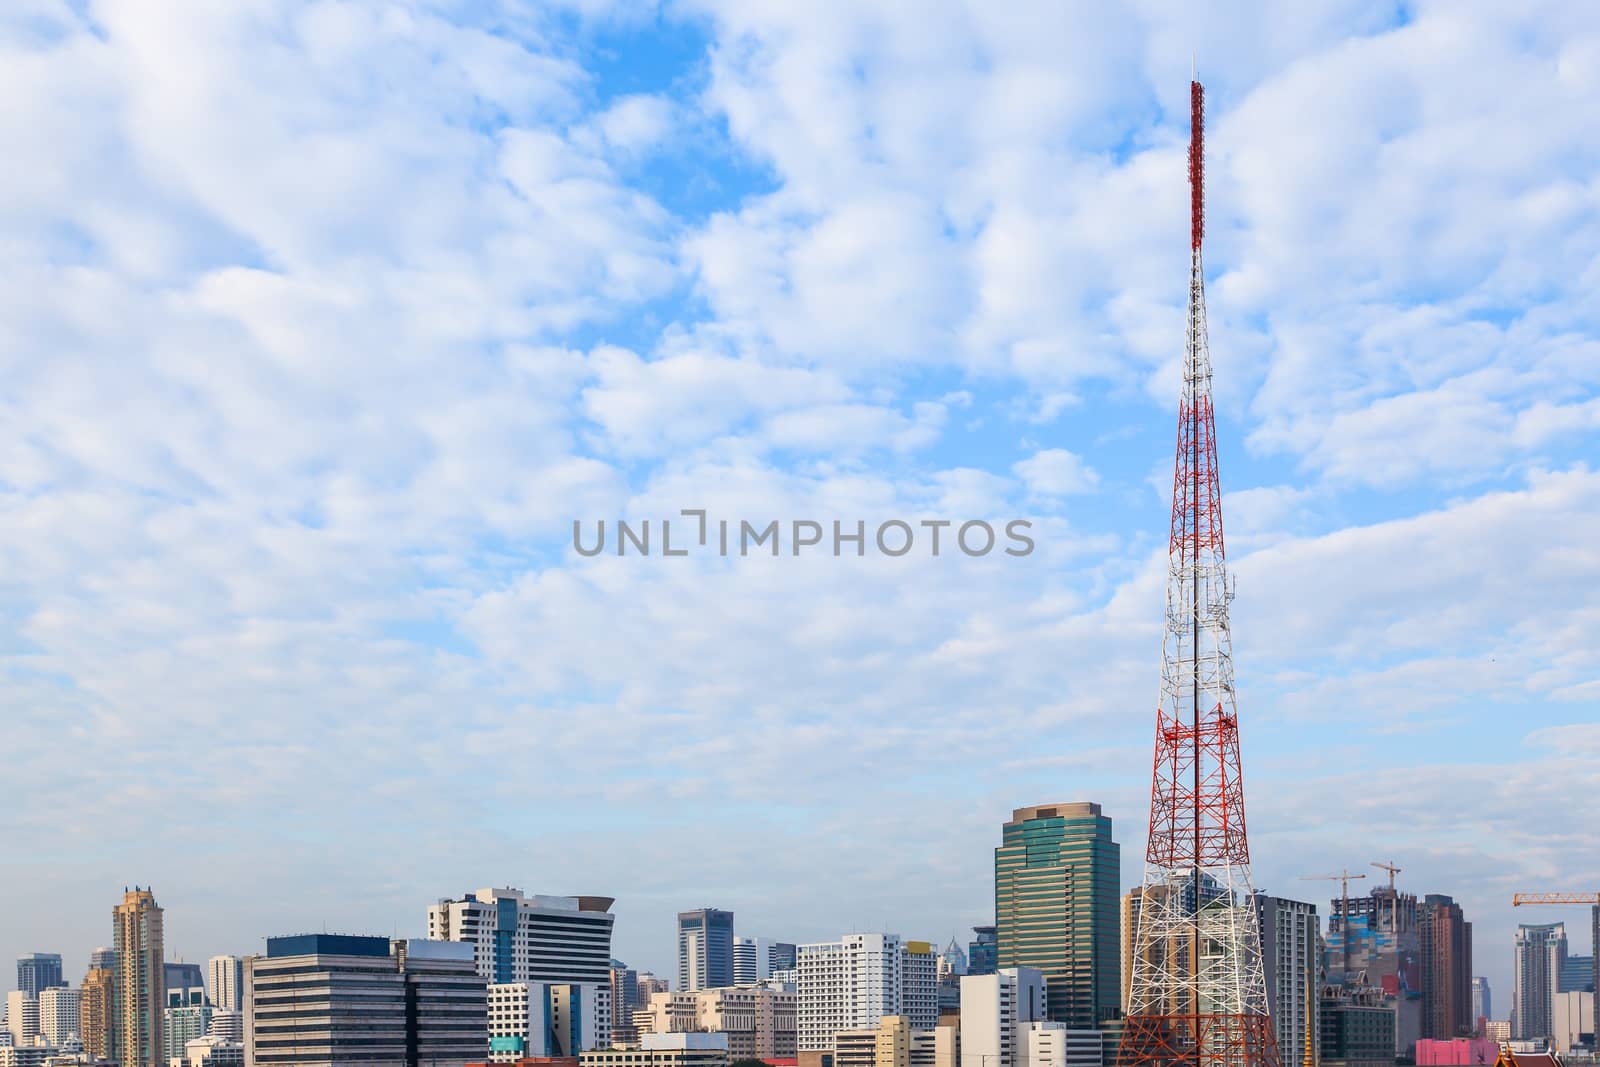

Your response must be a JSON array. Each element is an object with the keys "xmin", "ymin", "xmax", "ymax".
[{"xmin": 4, "ymin": 3, "xmax": 1599, "ymax": 1063}]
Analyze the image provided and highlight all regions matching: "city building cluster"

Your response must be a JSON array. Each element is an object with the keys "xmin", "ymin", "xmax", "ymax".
[{"xmin": 3, "ymin": 821, "xmax": 1595, "ymax": 1067}]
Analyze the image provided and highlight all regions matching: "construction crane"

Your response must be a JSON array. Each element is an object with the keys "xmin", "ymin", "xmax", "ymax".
[
  {"xmin": 1304, "ymin": 870, "xmax": 1368, "ymax": 975},
  {"xmin": 1513, "ymin": 893, "xmax": 1599, "ymax": 906}
]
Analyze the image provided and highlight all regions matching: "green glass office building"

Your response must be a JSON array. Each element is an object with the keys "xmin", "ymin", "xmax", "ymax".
[{"xmin": 994, "ymin": 801, "xmax": 1121, "ymax": 1028}]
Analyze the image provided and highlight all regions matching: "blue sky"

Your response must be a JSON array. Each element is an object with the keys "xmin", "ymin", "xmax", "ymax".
[{"xmin": 3, "ymin": 0, "xmax": 1599, "ymax": 1008}]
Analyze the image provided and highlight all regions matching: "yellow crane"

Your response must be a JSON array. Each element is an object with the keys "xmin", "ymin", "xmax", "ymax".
[{"xmin": 1512, "ymin": 893, "xmax": 1599, "ymax": 906}]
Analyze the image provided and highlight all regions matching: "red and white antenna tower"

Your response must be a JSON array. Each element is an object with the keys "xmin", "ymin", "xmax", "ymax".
[{"xmin": 1116, "ymin": 81, "xmax": 1282, "ymax": 1067}]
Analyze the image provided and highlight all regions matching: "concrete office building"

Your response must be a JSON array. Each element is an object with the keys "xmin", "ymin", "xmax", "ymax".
[
  {"xmin": 16, "ymin": 957, "xmax": 64, "ymax": 999},
  {"xmin": 486, "ymin": 980, "xmax": 609, "ymax": 1061},
  {"xmin": 207, "ymin": 958, "xmax": 243, "ymax": 1014},
  {"xmin": 1553, "ymin": 991, "xmax": 1594, "ymax": 1052},
  {"xmin": 429, "ymin": 889, "xmax": 616, "ymax": 988},
  {"xmin": 244, "ymin": 935, "xmax": 487, "ymax": 1067},
  {"xmin": 796, "ymin": 936, "xmax": 937, "ymax": 1051},
  {"xmin": 5, "ymin": 994, "xmax": 38, "ymax": 1047},
  {"xmin": 82, "ymin": 960, "xmax": 116, "ymax": 1061},
  {"xmin": 1514, "ymin": 924, "xmax": 1566, "ymax": 1041},
  {"xmin": 909, "ymin": 1026, "xmax": 958, "ymax": 1067},
  {"xmin": 114, "ymin": 888, "xmax": 165, "ymax": 1067},
  {"xmin": 834, "ymin": 1015, "xmax": 909, "ymax": 1067},
  {"xmin": 631, "ymin": 986, "xmax": 797, "ymax": 1059},
  {"xmin": 38, "ymin": 987, "xmax": 80, "ymax": 1047},
  {"xmin": 1254, "ymin": 894, "xmax": 1320, "ymax": 1067},
  {"xmin": 959, "ymin": 968, "xmax": 1047, "ymax": 1067},
  {"xmin": 994, "ymin": 804, "xmax": 1120, "ymax": 1028},
  {"xmin": 581, "ymin": 1033, "xmax": 728, "ymax": 1067},
  {"xmin": 678, "ymin": 912, "xmax": 735, "ymax": 994},
  {"xmin": 734, "ymin": 939, "xmax": 773, "ymax": 987}
]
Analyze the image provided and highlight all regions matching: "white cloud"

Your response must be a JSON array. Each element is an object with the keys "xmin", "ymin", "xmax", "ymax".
[{"xmin": 1013, "ymin": 448, "xmax": 1099, "ymax": 497}]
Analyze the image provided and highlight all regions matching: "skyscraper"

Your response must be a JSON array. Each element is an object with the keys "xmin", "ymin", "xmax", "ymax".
[
  {"xmin": 206, "ymin": 957, "xmax": 243, "ymax": 1013},
  {"xmin": 678, "ymin": 910, "xmax": 734, "ymax": 992},
  {"xmin": 994, "ymin": 802, "xmax": 1120, "ymax": 1027},
  {"xmin": 1253, "ymin": 895, "xmax": 1319, "ymax": 1067},
  {"xmin": 113, "ymin": 887, "xmax": 165, "ymax": 1067},
  {"xmin": 164, "ymin": 967, "xmax": 210, "ymax": 1064},
  {"xmin": 16, "ymin": 956, "xmax": 64, "ymax": 998},
  {"xmin": 1472, "ymin": 977, "xmax": 1491, "ymax": 1026},
  {"xmin": 1418, "ymin": 896, "xmax": 1472, "ymax": 1039},
  {"xmin": 428, "ymin": 887, "xmax": 616, "ymax": 986},
  {"xmin": 1513, "ymin": 923, "xmax": 1566, "ymax": 1041}
]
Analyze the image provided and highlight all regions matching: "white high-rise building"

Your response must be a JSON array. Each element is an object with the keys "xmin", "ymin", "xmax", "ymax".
[
  {"xmin": 429, "ymin": 888, "xmax": 616, "ymax": 988},
  {"xmin": 207, "ymin": 958, "xmax": 243, "ymax": 1013},
  {"xmin": 959, "ymin": 968, "xmax": 1048, "ymax": 1067},
  {"xmin": 734, "ymin": 938, "xmax": 772, "ymax": 986},
  {"xmin": 795, "ymin": 935, "xmax": 937, "ymax": 1051},
  {"xmin": 1025, "ymin": 1026, "xmax": 1101, "ymax": 1067},
  {"xmin": 4, "ymin": 994, "xmax": 38, "ymax": 1047},
  {"xmin": 37, "ymin": 989, "xmax": 80, "ymax": 1046}
]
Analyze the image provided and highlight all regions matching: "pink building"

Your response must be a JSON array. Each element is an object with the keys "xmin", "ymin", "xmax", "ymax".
[{"xmin": 1415, "ymin": 1038, "xmax": 1498, "ymax": 1066}]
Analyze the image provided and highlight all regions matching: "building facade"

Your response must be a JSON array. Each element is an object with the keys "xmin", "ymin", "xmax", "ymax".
[
  {"xmin": 5, "ymin": 993, "xmax": 39, "ymax": 1047},
  {"xmin": 83, "ymin": 961, "xmax": 117, "ymax": 1061},
  {"xmin": 165, "ymin": 977, "xmax": 211, "ymax": 1065},
  {"xmin": 113, "ymin": 888, "xmax": 165, "ymax": 1067},
  {"xmin": 1473, "ymin": 979, "xmax": 1491, "ymax": 1028},
  {"xmin": 796, "ymin": 936, "xmax": 937, "ymax": 1051},
  {"xmin": 208, "ymin": 958, "xmax": 244, "ymax": 1014},
  {"xmin": 1254, "ymin": 894, "xmax": 1319, "ymax": 1067},
  {"xmin": 38, "ymin": 987, "xmax": 81, "ymax": 1047},
  {"xmin": 244, "ymin": 935, "xmax": 487, "ymax": 1067},
  {"xmin": 994, "ymin": 803, "xmax": 1120, "ymax": 1028},
  {"xmin": 1321, "ymin": 999, "xmax": 1398, "ymax": 1067},
  {"xmin": 630, "ymin": 986, "xmax": 797, "ymax": 1059},
  {"xmin": 580, "ymin": 1033, "xmax": 728, "ymax": 1067},
  {"xmin": 487, "ymin": 980, "xmax": 609, "ymax": 1061},
  {"xmin": 678, "ymin": 912, "xmax": 734, "ymax": 994},
  {"xmin": 16, "ymin": 957, "xmax": 64, "ymax": 999},
  {"xmin": 429, "ymin": 889, "xmax": 616, "ymax": 990},
  {"xmin": 1420, "ymin": 895, "xmax": 1473, "ymax": 1040},
  {"xmin": 1513, "ymin": 924, "xmax": 1566, "ymax": 1041},
  {"xmin": 958, "ymin": 968, "xmax": 1047, "ymax": 1067}
]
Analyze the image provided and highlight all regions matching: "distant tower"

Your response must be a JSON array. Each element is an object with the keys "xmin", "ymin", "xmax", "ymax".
[
  {"xmin": 113, "ymin": 888, "xmax": 165, "ymax": 1067},
  {"xmin": 678, "ymin": 909, "xmax": 734, "ymax": 991},
  {"xmin": 1117, "ymin": 80, "xmax": 1282, "ymax": 1067}
]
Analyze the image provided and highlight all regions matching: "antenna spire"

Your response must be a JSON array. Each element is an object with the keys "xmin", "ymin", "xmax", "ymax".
[{"xmin": 1189, "ymin": 80, "xmax": 1204, "ymax": 251}]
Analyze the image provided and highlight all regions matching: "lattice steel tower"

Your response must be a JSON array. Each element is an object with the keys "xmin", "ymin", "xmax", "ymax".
[{"xmin": 1117, "ymin": 81, "xmax": 1282, "ymax": 1067}]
